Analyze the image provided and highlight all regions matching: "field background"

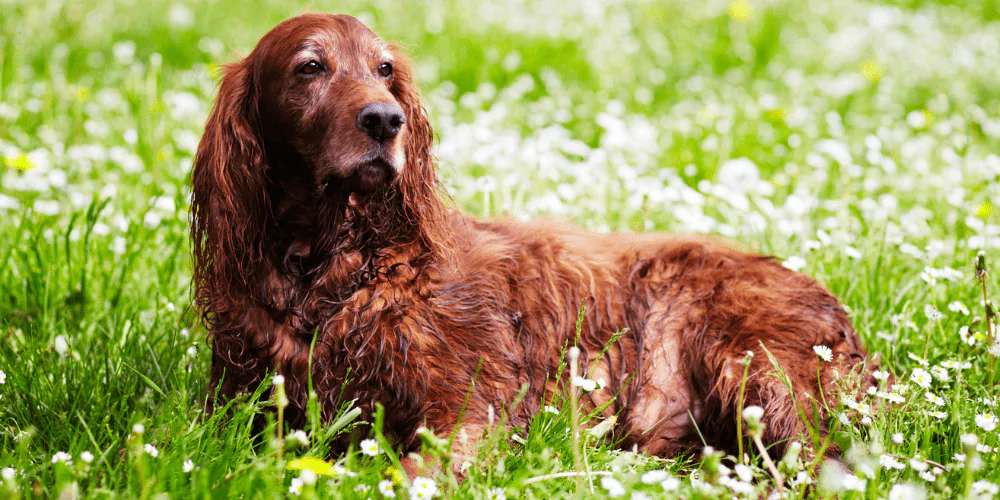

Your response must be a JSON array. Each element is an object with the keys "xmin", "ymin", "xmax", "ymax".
[{"xmin": 2, "ymin": 0, "xmax": 1000, "ymax": 498}]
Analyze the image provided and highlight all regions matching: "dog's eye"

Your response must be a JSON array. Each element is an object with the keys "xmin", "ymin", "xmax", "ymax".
[
  {"xmin": 298, "ymin": 61, "xmax": 323, "ymax": 76},
  {"xmin": 377, "ymin": 62, "xmax": 393, "ymax": 78}
]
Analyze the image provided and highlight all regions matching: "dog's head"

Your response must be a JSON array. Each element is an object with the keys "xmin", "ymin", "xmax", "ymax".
[{"xmin": 191, "ymin": 14, "xmax": 439, "ymax": 300}]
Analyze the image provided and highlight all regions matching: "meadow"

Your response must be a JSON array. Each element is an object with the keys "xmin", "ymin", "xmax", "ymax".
[{"xmin": 2, "ymin": 0, "xmax": 1000, "ymax": 497}]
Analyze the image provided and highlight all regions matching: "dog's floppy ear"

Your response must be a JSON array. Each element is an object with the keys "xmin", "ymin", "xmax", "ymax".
[
  {"xmin": 388, "ymin": 47, "xmax": 434, "ymax": 182},
  {"xmin": 387, "ymin": 46, "xmax": 455, "ymax": 251},
  {"xmin": 190, "ymin": 60, "xmax": 269, "ymax": 310}
]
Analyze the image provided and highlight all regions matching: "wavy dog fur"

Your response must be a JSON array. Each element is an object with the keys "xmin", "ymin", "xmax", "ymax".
[{"xmin": 192, "ymin": 13, "xmax": 874, "ymax": 473}]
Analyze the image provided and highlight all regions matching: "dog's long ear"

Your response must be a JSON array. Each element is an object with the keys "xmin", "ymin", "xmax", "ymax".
[
  {"xmin": 388, "ymin": 46, "xmax": 452, "ymax": 249},
  {"xmin": 389, "ymin": 48, "xmax": 433, "ymax": 181},
  {"xmin": 191, "ymin": 60, "xmax": 268, "ymax": 313}
]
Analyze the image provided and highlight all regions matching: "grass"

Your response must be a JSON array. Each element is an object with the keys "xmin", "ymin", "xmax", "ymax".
[{"xmin": 1, "ymin": 0, "xmax": 1000, "ymax": 497}]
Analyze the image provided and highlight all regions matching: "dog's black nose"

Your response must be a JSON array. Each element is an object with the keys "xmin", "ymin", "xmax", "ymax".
[{"xmin": 356, "ymin": 102, "xmax": 406, "ymax": 142}]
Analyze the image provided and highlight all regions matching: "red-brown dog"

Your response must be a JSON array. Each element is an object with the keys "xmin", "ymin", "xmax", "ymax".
[{"xmin": 191, "ymin": 13, "xmax": 873, "ymax": 475}]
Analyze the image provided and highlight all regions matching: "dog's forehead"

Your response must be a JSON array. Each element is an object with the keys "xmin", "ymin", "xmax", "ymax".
[{"xmin": 278, "ymin": 14, "xmax": 388, "ymax": 58}]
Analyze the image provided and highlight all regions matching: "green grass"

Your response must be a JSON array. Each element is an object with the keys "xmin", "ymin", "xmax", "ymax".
[{"xmin": 2, "ymin": 0, "xmax": 1000, "ymax": 498}]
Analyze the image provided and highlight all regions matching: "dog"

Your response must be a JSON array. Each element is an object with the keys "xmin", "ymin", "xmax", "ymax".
[{"xmin": 190, "ymin": 12, "xmax": 874, "ymax": 475}]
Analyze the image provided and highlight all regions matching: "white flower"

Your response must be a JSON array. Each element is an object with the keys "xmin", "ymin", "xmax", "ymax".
[
  {"xmin": 289, "ymin": 477, "xmax": 304, "ymax": 495},
  {"xmin": 892, "ymin": 433, "xmax": 904, "ymax": 444},
  {"xmin": 0, "ymin": 370, "xmax": 6, "ymax": 384},
  {"xmin": 973, "ymin": 480, "xmax": 999, "ymax": 497},
  {"xmin": 572, "ymin": 376, "xmax": 597, "ymax": 392},
  {"xmin": 888, "ymin": 483, "xmax": 926, "ymax": 500},
  {"xmin": 910, "ymin": 368, "xmax": 932, "ymax": 389},
  {"xmin": 909, "ymin": 459, "xmax": 928, "ymax": 472},
  {"xmin": 927, "ymin": 411, "xmax": 948, "ymax": 419},
  {"xmin": 80, "ymin": 451, "xmax": 94, "ymax": 464},
  {"xmin": 924, "ymin": 305, "xmax": 944, "ymax": 321},
  {"xmin": 734, "ymin": 464, "xmax": 753, "ymax": 482},
  {"xmin": 543, "ymin": 405, "xmax": 560, "ymax": 415},
  {"xmin": 813, "ymin": 345, "xmax": 833, "ymax": 362},
  {"xmin": 925, "ymin": 393, "xmax": 946, "ymax": 407},
  {"xmin": 378, "ymin": 480, "xmax": 397, "ymax": 497},
  {"xmin": 183, "ymin": 460, "xmax": 195, "ymax": 473},
  {"xmin": 960, "ymin": 326, "xmax": 977, "ymax": 346},
  {"xmin": 410, "ymin": 477, "xmax": 438, "ymax": 500},
  {"xmin": 961, "ymin": 434, "xmax": 980, "ymax": 447},
  {"xmin": 717, "ymin": 157, "xmax": 760, "ymax": 193},
  {"xmin": 872, "ymin": 370, "xmax": 890, "ymax": 381},
  {"xmin": 1, "ymin": 468, "xmax": 14, "ymax": 481},
  {"xmin": 919, "ymin": 470, "xmax": 935, "ymax": 482},
  {"xmin": 930, "ymin": 366, "xmax": 950, "ymax": 382},
  {"xmin": 791, "ymin": 470, "xmax": 813, "ymax": 486},
  {"xmin": 641, "ymin": 469, "xmax": 668, "ymax": 484},
  {"xmin": 949, "ymin": 301, "xmax": 970, "ymax": 315},
  {"xmin": 132, "ymin": 423, "xmax": 145, "ymax": 435},
  {"xmin": 842, "ymin": 398, "xmax": 870, "ymax": 416},
  {"xmin": 287, "ymin": 430, "xmax": 308, "ymax": 447},
  {"xmin": 487, "ymin": 487, "xmax": 506, "ymax": 500},
  {"xmin": 742, "ymin": 405, "xmax": 764, "ymax": 422},
  {"xmin": 878, "ymin": 391, "xmax": 906, "ymax": 404},
  {"xmin": 52, "ymin": 451, "xmax": 73, "ymax": 464},
  {"xmin": 879, "ymin": 454, "xmax": 906, "ymax": 470},
  {"xmin": 844, "ymin": 246, "xmax": 862, "ymax": 259},
  {"xmin": 600, "ymin": 476, "xmax": 625, "ymax": 498},
  {"xmin": 782, "ymin": 256, "xmax": 807, "ymax": 271},
  {"xmin": 272, "ymin": 374, "xmax": 285, "ymax": 385},
  {"xmin": 842, "ymin": 474, "xmax": 867, "ymax": 492},
  {"xmin": 54, "ymin": 335, "xmax": 69, "ymax": 356},
  {"xmin": 144, "ymin": 444, "xmax": 159, "ymax": 458},
  {"xmin": 143, "ymin": 211, "xmax": 161, "ymax": 229},
  {"xmin": 355, "ymin": 484, "xmax": 371, "ymax": 493},
  {"xmin": 976, "ymin": 413, "xmax": 998, "ymax": 432},
  {"xmin": 661, "ymin": 477, "xmax": 680, "ymax": 491},
  {"xmin": 360, "ymin": 438, "xmax": 380, "ymax": 457},
  {"xmin": 299, "ymin": 469, "xmax": 317, "ymax": 485}
]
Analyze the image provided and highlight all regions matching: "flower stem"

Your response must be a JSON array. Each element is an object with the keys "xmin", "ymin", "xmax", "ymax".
[{"xmin": 567, "ymin": 347, "xmax": 583, "ymax": 496}]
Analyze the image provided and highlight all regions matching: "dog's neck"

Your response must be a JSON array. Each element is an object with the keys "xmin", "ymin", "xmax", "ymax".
[{"xmin": 265, "ymin": 165, "xmax": 426, "ymax": 280}]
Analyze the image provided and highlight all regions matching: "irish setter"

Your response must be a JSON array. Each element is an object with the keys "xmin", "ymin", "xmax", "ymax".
[{"xmin": 191, "ymin": 13, "xmax": 873, "ymax": 475}]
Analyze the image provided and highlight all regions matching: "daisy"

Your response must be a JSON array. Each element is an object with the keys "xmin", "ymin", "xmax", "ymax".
[
  {"xmin": 641, "ymin": 470, "xmax": 668, "ymax": 484},
  {"xmin": 976, "ymin": 413, "xmax": 998, "ymax": 432},
  {"xmin": 410, "ymin": 477, "xmax": 438, "ymax": 500},
  {"xmin": 842, "ymin": 474, "xmax": 866, "ymax": 492},
  {"xmin": 378, "ymin": 480, "xmax": 396, "ymax": 498},
  {"xmin": 287, "ymin": 430, "xmax": 308, "ymax": 447},
  {"xmin": 571, "ymin": 376, "xmax": 597, "ymax": 392},
  {"xmin": 600, "ymin": 476, "xmax": 625, "ymax": 498},
  {"xmin": 360, "ymin": 438, "xmax": 380, "ymax": 457},
  {"xmin": 910, "ymin": 368, "xmax": 932, "ymax": 389},
  {"xmin": 813, "ymin": 345, "xmax": 833, "ymax": 362},
  {"xmin": 842, "ymin": 398, "xmax": 870, "ymax": 416}
]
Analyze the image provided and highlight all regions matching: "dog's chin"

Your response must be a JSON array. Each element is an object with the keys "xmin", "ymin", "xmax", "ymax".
[
  {"xmin": 354, "ymin": 158, "xmax": 398, "ymax": 192},
  {"xmin": 321, "ymin": 158, "xmax": 398, "ymax": 195}
]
